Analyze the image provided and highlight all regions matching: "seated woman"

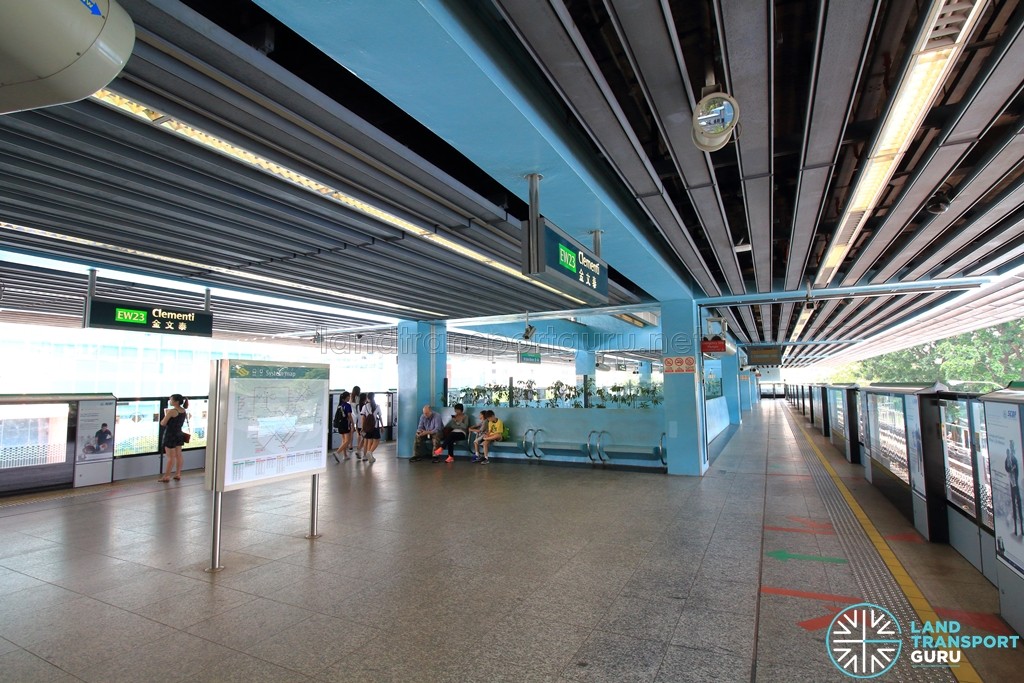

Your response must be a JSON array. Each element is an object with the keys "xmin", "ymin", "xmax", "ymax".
[{"xmin": 434, "ymin": 403, "xmax": 470, "ymax": 462}]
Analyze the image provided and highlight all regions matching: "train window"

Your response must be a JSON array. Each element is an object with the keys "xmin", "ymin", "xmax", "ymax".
[
  {"xmin": 971, "ymin": 401, "xmax": 993, "ymax": 529},
  {"xmin": 941, "ymin": 400, "xmax": 975, "ymax": 519}
]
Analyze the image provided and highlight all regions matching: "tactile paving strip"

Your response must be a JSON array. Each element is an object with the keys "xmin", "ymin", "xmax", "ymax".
[{"xmin": 783, "ymin": 410, "xmax": 955, "ymax": 682}]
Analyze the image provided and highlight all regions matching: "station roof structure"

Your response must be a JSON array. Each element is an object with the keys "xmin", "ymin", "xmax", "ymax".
[{"xmin": 1, "ymin": 0, "xmax": 1023, "ymax": 367}]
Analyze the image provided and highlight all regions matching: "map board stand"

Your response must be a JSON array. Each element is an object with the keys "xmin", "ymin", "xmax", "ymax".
[{"xmin": 205, "ymin": 360, "xmax": 330, "ymax": 571}]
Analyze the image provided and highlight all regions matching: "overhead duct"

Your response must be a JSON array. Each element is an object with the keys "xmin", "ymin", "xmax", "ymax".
[{"xmin": 0, "ymin": 0, "xmax": 135, "ymax": 115}]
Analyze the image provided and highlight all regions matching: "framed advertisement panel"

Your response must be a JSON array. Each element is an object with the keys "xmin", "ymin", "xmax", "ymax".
[{"xmin": 983, "ymin": 401, "xmax": 1024, "ymax": 579}]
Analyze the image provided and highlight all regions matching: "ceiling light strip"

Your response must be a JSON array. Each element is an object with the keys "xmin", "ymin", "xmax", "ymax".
[
  {"xmin": 0, "ymin": 221, "xmax": 442, "ymax": 316},
  {"xmin": 812, "ymin": 0, "xmax": 986, "ymax": 289},
  {"xmin": 90, "ymin": 89, "xmax": 584, "ymax": 306}
]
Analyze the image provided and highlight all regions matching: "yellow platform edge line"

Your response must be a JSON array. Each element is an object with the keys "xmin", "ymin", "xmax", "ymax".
[{"xmin": 792, "ymin": 416, "xmax": 983, "ymax": 683}]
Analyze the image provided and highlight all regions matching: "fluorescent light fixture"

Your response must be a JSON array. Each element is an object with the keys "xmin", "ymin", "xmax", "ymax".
[
  {"xmin": 0, "ymin": 222, "xmax": 442, "ymax": 316},
  {"xmin": 89, "ymin": 89, "xmax": 585, "ymax": 306},
  {"xmin": 0, "ymin": 249, "xmax": 400, "ymax": 323},
  {"xmin": 813, "ymin": 0, "xmax": 985, "ymax": 288},
  {"xmin": 614, "ymin": 312, "xmax": 649, "ymax": 328},
  {"xmin": 788, "ymin": 305, "xmax": 814, "ymax": 343}
]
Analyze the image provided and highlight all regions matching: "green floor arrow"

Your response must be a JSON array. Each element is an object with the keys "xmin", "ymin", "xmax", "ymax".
[{"xmin": 765, "ymin": 549, "xmax": 848, "ymax": 564}]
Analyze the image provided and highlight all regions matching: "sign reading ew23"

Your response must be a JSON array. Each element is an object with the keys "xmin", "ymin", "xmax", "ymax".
[
  {"xmin": 88, "ymin": 298, "xmax": 213, "ymax": 337},
  {"xmin": 206, "ymin": 360, "xmax": 329, "ymax": 493},
  {"xmin": 521, "ymin": 217, "xmax": 608, "ymax": 304}
]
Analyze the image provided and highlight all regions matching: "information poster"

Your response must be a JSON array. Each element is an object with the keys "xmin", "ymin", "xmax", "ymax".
[
  {"xmin": 76, "ymin": 399, "xmax": 116, "ymax": 463},
  {"xmin": 984, "ymin": 401, "xmax": 1024, "ymax": 578},
  {"xmin": 905, "ymin": 395, "xmax": 926, "ymax": 497},
  {"xmin": 212, "ymin": 362, "xmax": 329, "ymax": 492}
]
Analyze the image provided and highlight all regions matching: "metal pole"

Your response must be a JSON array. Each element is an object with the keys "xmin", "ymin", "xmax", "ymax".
[
  {"xmin": 306, "ymin": 473, "xmax": 321, "ymax": 539},
  {"xmin": 206, "ymin": 490, "xmax": 224, "ymax": 572},
  {"xmin": 526, "ymin": 173, "xmax": 542, "ymax": 273},
  {"xmin": 83, "ymin": 268, "xmax": 97, "ymax": 328},
  {"xmin": 204, "ymin": 287, "xmax": 211, "ymax": 312},
  {"xmin": 590, "ymin": 230, "xmax": 603, "ymax": 258}
]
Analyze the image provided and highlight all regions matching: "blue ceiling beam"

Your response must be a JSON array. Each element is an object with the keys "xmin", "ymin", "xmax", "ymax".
[{"xmin": 253, "ymin": 0, "xmax": 694, "ymax": 301}]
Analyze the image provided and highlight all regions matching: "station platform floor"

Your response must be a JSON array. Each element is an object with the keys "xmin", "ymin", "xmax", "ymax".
[{"xmin": 1, "ymin": 400, "xmax": 1022, "ymax": 682}]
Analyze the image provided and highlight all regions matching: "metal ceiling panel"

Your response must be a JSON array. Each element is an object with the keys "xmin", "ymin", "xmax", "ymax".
[
  {"xmin": 843, "ymin": 10, "xmax": 1024, "ymax": 285},
  {"xmin": 603, "ymin": 0, "xmax": 745, "ymax": 296},
  {"xmin": 718, "ymin": 0, "xmax": 772, "ymax": 293},
  {"xmin": 491, "ymin": 0, "xmax": 720, "ymax": 297},
  {"xmin": 784, "ymin": 0, "xmax": 880, "ymax": 290}
]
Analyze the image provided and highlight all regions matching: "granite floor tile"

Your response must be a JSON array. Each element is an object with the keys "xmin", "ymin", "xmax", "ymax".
[
  {"xmin": 560, "ymin": 630, "xmax": 667, "ymax": 682},
  {"xmin": 76, "ymin": 631, "xmax": 237, "ymax": 683},
  {"xmin": 0, "ymin": 648, "xmax": 82, "ymax": 683},
  {"xmin": 0, "ymin": 638, "xmax": 18, "ymax": 657},
  {"xmin": 133, "ymin": 584, "xmax": 258, "ymax": 629},
  {"xmin": 186, "ymin": 651, "xmax": 316, "ymax": 683},
  {"xmin": 671, "ymin": 607, "xmax": 756, "ymax": 658},
  {"xmin": 597, "ymin": 592, "xmax": 686, "ymax": 642},
  {"xmin": 485, "ymin": 613, "xmax": 592, "ymax": 676},
  {"xmin": 242, "ymin": 613, "xmax": 369, "ymax": 677},
  {"xmin": 655, "ymin": 644, "xmax": 751, "ymax": 682},
  {"xmin": 186, "ymin": 597, "xmax": 313, "ymax": 649}
]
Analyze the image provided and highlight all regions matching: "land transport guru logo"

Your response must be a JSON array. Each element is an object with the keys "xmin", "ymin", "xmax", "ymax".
[{"xmin": 827, "ymin": 602, "xmax": 1020, "ymax": 678}]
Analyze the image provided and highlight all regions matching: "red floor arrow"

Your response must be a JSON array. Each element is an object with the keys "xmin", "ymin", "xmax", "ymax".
[{"xmin": 798, "ymin": 606, "xmax": 844, "ymax": 631}]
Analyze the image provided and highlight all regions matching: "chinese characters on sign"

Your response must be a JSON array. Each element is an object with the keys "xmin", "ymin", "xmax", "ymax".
[{"xmin": 87, "ymin": 299, "xmax": 213, "ymax": 337}]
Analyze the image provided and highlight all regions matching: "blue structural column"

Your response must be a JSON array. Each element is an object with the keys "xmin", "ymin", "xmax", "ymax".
[
  {"xmin": 397, "ymin": 321, "xmax": 447, "ymax": 457},
  {"xmin": 739, "ymin": 372, "xmax": 752, "ymax": 412},
  {"xmin": 661, "ymin": 299, "xmax": 708, "ymax": 475},
  {"xmin": 638, "ymin": 361, "xmax": 652, "ymax": 385},
  {"xmin": 721, "ymin": 352, "xmax": 741, "ymax": 425},
  {"xmin": 575, "ymin": 350, "xmax": 596, "ymax": 382}
]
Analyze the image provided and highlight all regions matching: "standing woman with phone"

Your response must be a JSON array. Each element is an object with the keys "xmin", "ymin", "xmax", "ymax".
[{"xmin": 159, "ymin": 394, "xmax": 189, "ymax": 482}]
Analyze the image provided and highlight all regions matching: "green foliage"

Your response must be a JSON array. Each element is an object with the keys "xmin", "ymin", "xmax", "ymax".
[
  {"xmin": 833, "ymin": 320, "xmax": 1024, "ymax": 386},
  {"xmin": 451, "ymin": 380, "xmax": 664, "ymax": 409}
]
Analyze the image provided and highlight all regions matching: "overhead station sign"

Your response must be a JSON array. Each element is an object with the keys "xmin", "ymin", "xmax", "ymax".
[
  {"xmin": 521, "ymin": 217, "xmax": 608, "ymax": 304},
  {"xmin": 746, "ymin": 346, "xmax": 783, "ymax": 365},
  {"xmin": 87, "ymin": 298, "xmax": 213, "ymax": 337}
]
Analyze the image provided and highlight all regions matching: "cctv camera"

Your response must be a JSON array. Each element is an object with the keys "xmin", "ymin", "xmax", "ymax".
[
  {"xmin": 804, "ymin": 301, "xmax": 816, "ymax": 311},
  {"xmin": 356, "ymin": 333, "xmax": 363, "ymax": 339},
  {"xmin": 522, "ymin": 324, "xmax": 536, "ymax": 341},
  {"xmin": 926, "ymin": 191, "xmax": 950, "ymax": 215}
]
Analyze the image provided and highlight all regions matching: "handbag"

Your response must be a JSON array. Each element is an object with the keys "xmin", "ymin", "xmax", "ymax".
[{"xmin": 182, "ymin": 413, "xmax": 192, "ymax": 443}]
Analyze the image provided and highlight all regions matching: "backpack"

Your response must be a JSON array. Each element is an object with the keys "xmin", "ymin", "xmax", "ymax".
[{"xmin": 362, "ymin": 406, "xmax": 377, "ymax": 434}]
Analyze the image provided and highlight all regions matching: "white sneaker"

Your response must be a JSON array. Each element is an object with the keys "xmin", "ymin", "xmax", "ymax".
[{"xmin": 367, "ymin": 454, "xmax": 376, "ymax": 463}]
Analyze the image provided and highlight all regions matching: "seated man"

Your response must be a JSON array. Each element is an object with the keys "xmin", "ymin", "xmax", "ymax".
[
  {"xmin": 412, "ymin": 404, "xmax": 444, "ymax": 462},
  {"xmin": 477, "ymin": 410, "xmax": 504, "ymax": 465}
]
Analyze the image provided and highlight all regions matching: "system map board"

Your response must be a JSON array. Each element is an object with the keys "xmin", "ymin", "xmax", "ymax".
[{"xmin": 206, "ymin": 360, "xmax": 329, "ymax": 493}]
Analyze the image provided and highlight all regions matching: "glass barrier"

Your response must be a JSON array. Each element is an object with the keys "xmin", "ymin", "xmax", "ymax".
[
  {"xmin": 830, "ymin": 388, "xmax": 846, "ymax": 437},
  {"xmin": 971, "ymin": 401, "xmax": 994, "ymax": 529},
  {"xmin": 941, "ymin": 399, "xmax": 975, "ymax": 518},
  {"xmin": 114, "ymin": 400, "xmax": 161, "ymax": 457},
  {"xmin": 858, "ymin": 391, "xmax": 866, "ymax": 445},
  {"xmin": 0, "ymin": 403, "xmax": 70, "ymax": 470},
  {"xmin": 874, "ymin": 394, "xmax": 909, "ymax": 484}
]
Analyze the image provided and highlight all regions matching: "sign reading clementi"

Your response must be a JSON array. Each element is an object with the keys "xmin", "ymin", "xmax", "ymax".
[{"xmin": 88, "ymin": 298, "xmax": 213, "ymax": 337}]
